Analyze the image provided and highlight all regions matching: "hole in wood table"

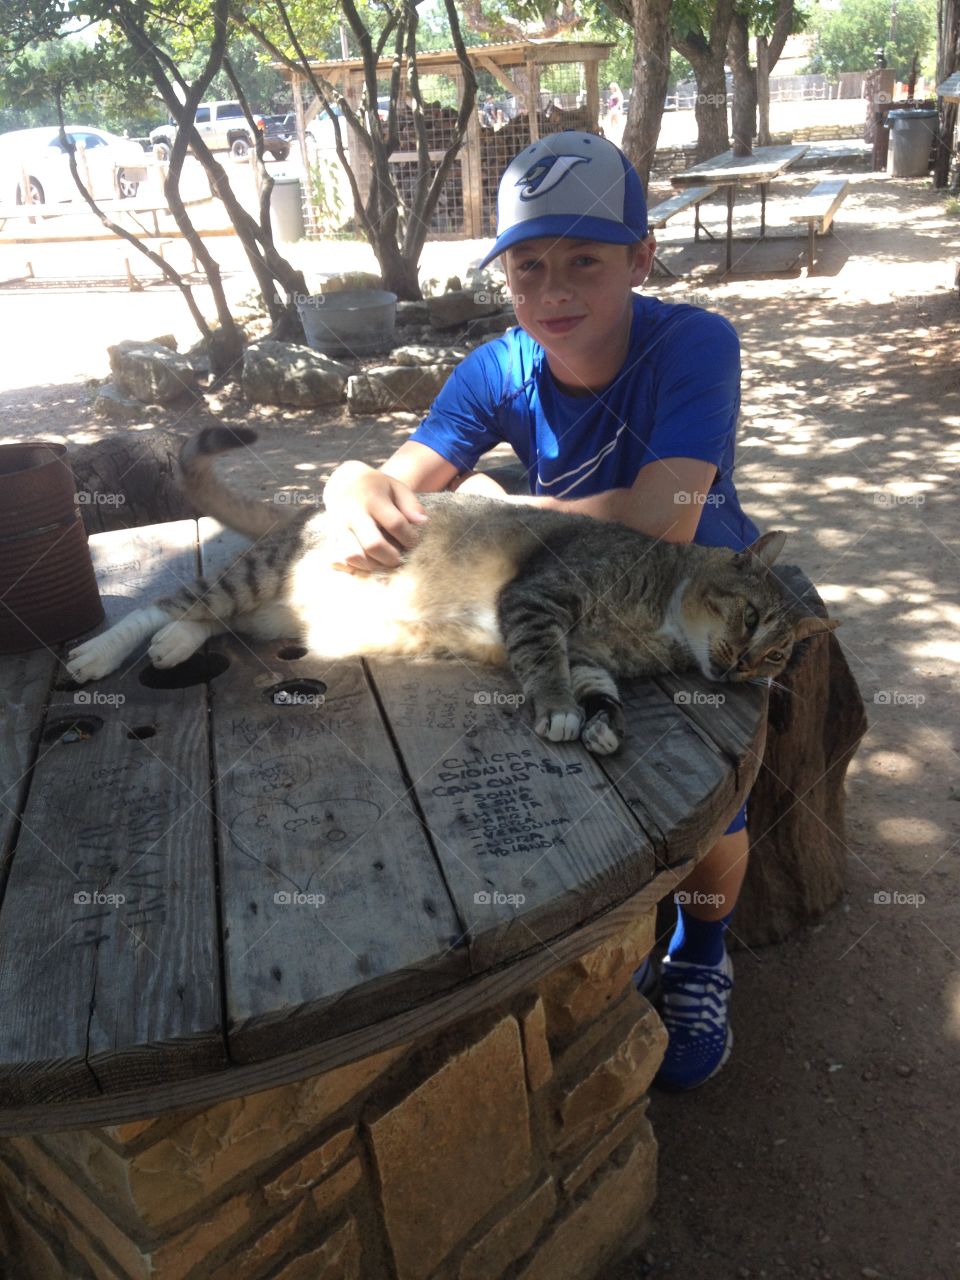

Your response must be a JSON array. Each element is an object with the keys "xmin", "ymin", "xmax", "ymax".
[
  {"xmin": 43, "ymin": 715, "xmax": 104, "ymax": 744},
  {"xmin": 276, "ymin": 644, "xmax": 308, "ymax": 660},
  {"xmin": 127, "ymin": 725, "xmax": 157, "ymax": 740},
  {"xmin": 138, "ymin": 651, "xmax": 230, "ymax": 690}
]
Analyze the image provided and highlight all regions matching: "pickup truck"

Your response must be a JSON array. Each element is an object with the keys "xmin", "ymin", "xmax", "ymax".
[{"xmin": 150, "ymin": 101, "xmax": 290, "ymax": 162}]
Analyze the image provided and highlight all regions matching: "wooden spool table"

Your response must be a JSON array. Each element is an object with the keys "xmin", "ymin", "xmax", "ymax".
[{"xmin": 0, "ymin": 520, "xmax": 769, "ymax": 1280}]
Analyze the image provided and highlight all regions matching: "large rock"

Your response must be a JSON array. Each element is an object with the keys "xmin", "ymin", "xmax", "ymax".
[
  {"xmin": 391, "ymin": 344, "xmax": 467, "ymax": 367},
  {"xmin": 427, "ymin": 289, "xmax": 502, "ymax": 330},
  {"xmin": 242, "ymin": 340, "xmax": 350, "ymax": 408},
  {"xmin": 465, "ymin": 310, "xmax": 515, "ymax": 340},
  {"xmin": 92, "ymin": 382, "xmax": 147, "ymax": 423},
  {"xmin": 396, "ymin": 300, "xmax": 431, "ymax": 327},
  {"xmin": 107, "ymin": 340, "xmax": 199, "ymax": 404},
  {"xmin": 313, "ymin": 270, "xmax": 384, "ymax": 294},
  {"xmin": 346, "ymin": 364, "xmax": 454, "ymax": 414},
  {"xmin": 368, "ymin": 1018, "xmax": 532, "ymax": 1280}
]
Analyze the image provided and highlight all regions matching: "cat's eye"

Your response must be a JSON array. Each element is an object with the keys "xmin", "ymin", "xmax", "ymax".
[
  {"xmin": 743, "ymin": 605, "xmax": 759, "ymax": 631},
  {"xmin": 766, "ymin": 650, "xmax": 785, "ymax": 664}
]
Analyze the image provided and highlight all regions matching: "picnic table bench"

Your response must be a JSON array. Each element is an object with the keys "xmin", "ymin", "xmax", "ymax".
[
  {"xmin": 647, "ymin": 184, "xmax": 718, "ymax": 277},
  {"xmin": 788, "ymin": 178, "xmax": 851, "ymax": 271}
]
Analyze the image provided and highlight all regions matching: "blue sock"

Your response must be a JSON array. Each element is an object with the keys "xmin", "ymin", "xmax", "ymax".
[{"xmin": 667, "ymin": 905, "xmax": 733, "ymax": 966}]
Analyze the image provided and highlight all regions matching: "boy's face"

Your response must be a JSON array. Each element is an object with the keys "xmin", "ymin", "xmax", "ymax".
[{"xmin": 502, "ymin": 237, "xmax": 653, "ymax": 387}]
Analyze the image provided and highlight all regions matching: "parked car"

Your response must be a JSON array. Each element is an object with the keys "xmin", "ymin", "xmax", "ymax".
[
  {"xmin": 149, "ymin": 100, "xmax": 289, "ymax": 163},
  {"xmin": 262, "ymin": 113, "xmax": 297, "ymax": 143},
  {"xmin": 0, "ymin": 126, "xmax": 148, "ymax": 205},
  {"xmin": 304, "ymin": 106, "xmax": 347, "ymax": 155}
]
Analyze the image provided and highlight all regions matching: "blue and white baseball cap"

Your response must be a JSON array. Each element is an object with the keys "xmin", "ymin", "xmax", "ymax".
[{"xmin": 479, "ymin": 130, "xmax": 648, "ymax": 269}]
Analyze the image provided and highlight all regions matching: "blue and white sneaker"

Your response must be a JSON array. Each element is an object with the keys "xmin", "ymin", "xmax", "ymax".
[{"xmin": 653, "ymin": 949, "xmax": 734, "ymax": 1091}]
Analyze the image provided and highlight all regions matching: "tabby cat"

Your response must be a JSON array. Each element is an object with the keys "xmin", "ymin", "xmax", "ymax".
[{"xmin": 66, "ymin": 427, "xmax": 837, "ymax": 755}]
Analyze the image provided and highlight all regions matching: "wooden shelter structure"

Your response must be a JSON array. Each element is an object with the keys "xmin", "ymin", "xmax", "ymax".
[{"xmin": 275, "ymin": 39, "xmax": 614, "ymax": 239}]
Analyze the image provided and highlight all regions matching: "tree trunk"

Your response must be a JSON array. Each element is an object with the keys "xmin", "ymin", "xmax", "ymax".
[
  {"xmin": 728, "ymin": 11, "xmax": 757, "ymax": 155},
  {"xmin": 620, "ymin": 0, "xmax": 674, "ymax": 190},
  {"xmin": 689, "ymin": 54, "xmax": 730, "ymax": 161},
  {"xmin": 935, "ymin": 0, "xmax": 960, "ymax": 186},
  {"xmin": 756, "ymin": 0, "xmax": 795, "ymax": 148},
  {"xmin": 732, "ymin": 567, "xmax": 868, "ymax": 948},
  {"xmin": 70, "ymin": 431, "xmax": 193, "ymax": 534},
  {"xmin": 757, "ymin": 36, "xmax": 773, "ymax": 146},
  {"xmin": 376, "ymin": 235, "xmax": 428, "ymax": 299}
]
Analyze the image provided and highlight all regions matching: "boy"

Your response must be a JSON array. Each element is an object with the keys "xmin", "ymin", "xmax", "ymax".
[{"xmin": 322, "ymin": 130, "xmax": 760, "ymax": 1091}]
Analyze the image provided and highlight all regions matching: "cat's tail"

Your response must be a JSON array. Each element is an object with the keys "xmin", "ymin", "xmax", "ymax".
[{"xmin": 178, "ymin": 427, "xmax": 296, "ymax": 539}]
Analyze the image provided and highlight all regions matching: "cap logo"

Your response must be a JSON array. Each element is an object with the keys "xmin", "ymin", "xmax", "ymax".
[{"xmin": 515, "ymin": 153, "xmax": 589, "ymax": 201}]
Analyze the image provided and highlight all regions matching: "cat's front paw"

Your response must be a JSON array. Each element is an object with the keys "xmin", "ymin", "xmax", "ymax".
[
  {"xmin": 65, "ymin": 639, "xmax": 117, "ymax": 684},
  {"xmin": 534, "ymin": 706, "xmax": 584, "ymax": 742},
  {"xmin": 581, "ymin": 711, "xmax": 622, "ymax": 755},
  {"xmin": 148, "ymin": 621, "xmax": 206, "ymax": 669}
]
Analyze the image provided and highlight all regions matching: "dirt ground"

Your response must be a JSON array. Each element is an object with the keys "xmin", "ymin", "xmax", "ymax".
[{"xmin": 1, "ymin": 165, "xmax": 958, "ymax": 1280}]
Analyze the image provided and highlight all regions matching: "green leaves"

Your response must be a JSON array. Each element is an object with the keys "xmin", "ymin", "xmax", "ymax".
[{"xmin": 806, "ymin": 0, "xmax": 937, "ymax": 80}]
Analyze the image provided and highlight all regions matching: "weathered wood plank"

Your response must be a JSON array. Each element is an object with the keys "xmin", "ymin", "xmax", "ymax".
[
  {"xmin": 788, "ymin": 177, "xmax": 849, "ymax": 231},
  {"xmin": 671, "ymin": 143, "xmax": 808, "ymax": 186},
  {"xmin": 0, "ymin": 649, "xmax": 56, "ymax": 869},
  {"xmin": 367, "ymin": 657, "xmax": 657, "ymax": 973},
  {"xmin": 648, "ymin": 184, "xmax": 719, "ymax": 228},
  {"xmin": 198, "ymin": 522, "xmax": 466, "ymax": 1066},
  {"xmin": 594, "ymin": 678, "xmax": 748, "ymax": 869},
  {"xmin": 0, "ymin": 521, "xmax": 225, "ymax": 1106},
  {"xmin": 0, "ymin": 862, "xmax": 694, "ymax": 1136},
  {"xmin": 654, "ymin": 671, "xmax": 769, "ymax": 805}
]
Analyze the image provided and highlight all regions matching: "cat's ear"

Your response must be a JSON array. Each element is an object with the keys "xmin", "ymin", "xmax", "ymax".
[
  {"xmin": 734, "ymin": 530, "xmax": 787, "ymax": 571},
  {"xmin": 792, "ymin": 614, "xmax": 840, "ymax": 642}
]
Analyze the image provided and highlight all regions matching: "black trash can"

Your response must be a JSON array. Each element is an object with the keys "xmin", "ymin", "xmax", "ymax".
[{"xmin": 887, "ymin": 108, "xmax": 938, "ymax": 177}]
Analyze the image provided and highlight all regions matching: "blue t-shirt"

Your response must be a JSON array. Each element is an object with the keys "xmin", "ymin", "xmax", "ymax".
[{"xmin": 411, "ymin": 293, "xmax": 759, "ymax": 551}]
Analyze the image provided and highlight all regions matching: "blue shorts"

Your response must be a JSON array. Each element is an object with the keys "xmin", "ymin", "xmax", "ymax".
[{"xmin": 724, "ymin": 800, "xmax": 748, "ymax": 835}]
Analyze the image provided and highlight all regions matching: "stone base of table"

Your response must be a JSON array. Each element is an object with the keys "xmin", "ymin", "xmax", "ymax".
[{"xmin": 0, "ymin": 906, "xmax": 664, "ymax": 1280}]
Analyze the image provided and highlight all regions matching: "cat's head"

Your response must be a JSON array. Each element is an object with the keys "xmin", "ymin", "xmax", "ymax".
[{"xmin": 681, "ymin": 531, "xmax": 839, "ymax": 684}]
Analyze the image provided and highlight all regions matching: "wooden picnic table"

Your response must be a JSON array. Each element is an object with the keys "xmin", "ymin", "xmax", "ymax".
[
  {"xmin": 0, "ymin": 518, "xmax": 768, "ymax": 1137},
  {"xmin": 671, "ymin": 143, "xmax": 809, "ymax": 273}
]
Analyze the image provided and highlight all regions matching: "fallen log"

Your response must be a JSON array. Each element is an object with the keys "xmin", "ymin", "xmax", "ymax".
[{"xmin": 69, "ymin": 429, "xmax": 193, "ymax": 534}]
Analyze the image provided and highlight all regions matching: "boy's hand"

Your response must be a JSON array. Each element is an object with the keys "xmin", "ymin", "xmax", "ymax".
[{"xmin": 323, "ymin": 462, "xmax": 428, "ymax": 572}]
